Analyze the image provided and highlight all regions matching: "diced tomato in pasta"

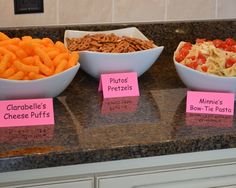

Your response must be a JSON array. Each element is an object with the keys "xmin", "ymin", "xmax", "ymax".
[
  {"xmin": 225, "ymin": 57, "xmax": 236, "ymax": 68},
  {"xmin": 225, "ymin": 38, "xmax": 236, "ymax": 46},
  {"xmin": 213, "ymin": 38, "xmax": 236, "ymax": 52},
  {"xmin": 175, "ymin": 42, "xmax": 192, "ymax": 62},
  {"xmin": 196, "ymin": 38, "xmax": 206, "ymax": 44},
  {"xmin": 182, "ymin": 42, "xmax": 192, "ymax": 50},
  {"xmin": 188, "ymin": 56, "xmax": 196, "ymax": 60},
  {"xmin": 175, "ymin": 53, "xmax": 185, "ymax": 62},
  {"xmin": 213, "ymin": 39, "xmax": 223, "ymax": 48},
  {"xmin": 197, "ymin": 53, "xmax": 206, "ymax": 64},
  {"xmin": 186, "ymin": 61, "xmax": 198, "ymax": 70},
  {"xmin": 201, "ymin": 66, "xmax": 208, "ymax": 72}
]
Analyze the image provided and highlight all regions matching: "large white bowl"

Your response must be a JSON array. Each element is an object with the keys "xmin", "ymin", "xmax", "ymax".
[
  {"xmin": 173, "ymin": 42, "xmax": 236, "ymax": 95},
  {"xmin": 0, "ymin": 64, "xmax": 80, "ymax": 100},
  {"xmin": 64, "ymin": 27, "xmax": 164, "ymax": 79}
]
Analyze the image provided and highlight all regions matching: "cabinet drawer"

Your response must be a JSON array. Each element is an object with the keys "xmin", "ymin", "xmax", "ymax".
[
  {"xmin": 6, "ymin": 178, "xmax": 93, "ymax": 188},
  {"xmin": 97, "ymin": 163, "xmax": 236, "ymax": 188}
]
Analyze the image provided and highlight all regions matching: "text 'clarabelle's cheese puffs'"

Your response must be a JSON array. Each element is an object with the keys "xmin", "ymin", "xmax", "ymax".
[{"xmin": 0, "ymin": 32, "xmax": 79, "ymax": 80}]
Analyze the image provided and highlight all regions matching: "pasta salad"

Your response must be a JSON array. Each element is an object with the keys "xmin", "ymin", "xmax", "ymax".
[{"xmin": 174, "ymin": 38, "xmax": 236, "ymax": 77}]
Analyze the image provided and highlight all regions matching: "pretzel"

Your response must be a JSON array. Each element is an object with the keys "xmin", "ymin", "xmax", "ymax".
[{"xmin": 66, "ymin": 33, "xmax": 155, "ymax": 53}]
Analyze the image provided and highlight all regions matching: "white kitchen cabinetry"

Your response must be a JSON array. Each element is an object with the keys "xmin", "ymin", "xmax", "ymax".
[
  {"xmin": 97, "ymin": 163, "xmax": 236, "ymax": 188},
  {"xmin": 1, "ymin": 177, "xmax": 93, "ymax": 188},
  {"xmin": 16, "ymin": 178, "xmax": 93, "ymax": 188},
  {"xmin": 1, "ymin": 148, "xmax": 236, "ymax": 188}
]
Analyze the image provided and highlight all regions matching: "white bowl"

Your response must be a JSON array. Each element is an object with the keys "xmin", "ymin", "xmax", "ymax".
[
  {"xmin": 64, "ymin": 27, "xmax": 164, "ymax": 79},
  {"xmin": 173, "ymin": 42, "xmax": 236, "ymax": 95},
  {"xmin": 0, "ymin": 64, "xmax": 80, "ymax": 100}
]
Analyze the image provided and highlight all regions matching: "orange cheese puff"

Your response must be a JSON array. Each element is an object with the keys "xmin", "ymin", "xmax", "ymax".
[
  {"xmin": 34, "ymin": 56, "xmax": 53, "ymax": 76},
  {"xmin": 34, "ymin": 47, "xmax": 53, "ymax": 68},
  {"xmin": 31, "ymin": 38, "xmax": 42, "ymax": 43},
  {"xmin": 6, "ymin": 44, "xmax": 28, "ymax": 59},
  {"xmin": 68, "ymin": 51, "xmax": 79, "ymax": 68},
  {"xmin": 42, "ymin": 38, "xmax": 54, "ymax": 47},
  {"xmin": 47, "ymin": 50, "xmax": 60, "ymax": 59},
  {"xmin": 13, "ymin": 60, "xmax": 39, "ymax": 73},
  {"xmin": 0, "ymin": 32, "xmax": 10, "ymax": 41},
  {"xmin": 18, "ymin": 41, "xmax": 34, "ymax": 55},
  {"xmin": 31, "ymin": 43, "xmax": 47, "ymax": 51},
  {"xmin": 0, "ymin": 66, "xmax": 15, "ymax": 78},
  {"xmin": 55, "ymin": 41, "xmax": 68, "ymax": 53},
  {"xmin": 28, "ymin": 72, "xmax": 46, "ymax": 80},
  {"xmin": 0, "ymin": 40, "xmax": 11, "ymax": 46},
  {"xmin": 23, "ymin": 76, "xmax": 30, "ymax": 80},
  {"xmin": 22, "ymin": 56, "xmax": 35, "ymax": 65},
  {"xmin": 10, "ymin": 38, "xmax": 20, "ymax": 45},
  {"xmin": 44, "ymin": 47, "xmax": 55, "ymax": 52},
  {"xmin": 0, "ymin": 54, "xmax": 12, "ymax": 74},
  {"xmin": 7, "ymin": 71, "xmax": 24, "ymax": 80},
  {"xmin": 53, "ymin": 53, "xmax": 69, "ymax": 66},
  {"xmin": 15, "ymin": 46, "xmax": 28, "ymax": 59},
  {"xmin": 0, "ymin": 46, "xmax": 16, "ymax": 60},
  {"xmin": 22, "ymin": 36, "xmax": 32, "ymax": 41},
  {"xmin": 54, "ymin": 59, "xmax": 67, "ymax": 74},
  {"xmin": 0, "ymin": 38, "xmax": 20, "ymax": 46}
]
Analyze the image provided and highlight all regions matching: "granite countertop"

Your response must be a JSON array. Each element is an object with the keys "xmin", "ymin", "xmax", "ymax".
[{"xmin": 0, "ymin": 20, "xmax": 236, "ymax": 173}]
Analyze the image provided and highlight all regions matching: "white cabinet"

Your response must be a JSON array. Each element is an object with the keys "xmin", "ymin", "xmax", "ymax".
[
  {"xmin": 3, "ymin": 178, "xmax": 93, "ymax": 188},
  {"xmin": 27, "ymin": 180, "xmax": 92, "ymax": 188},
  {"xmin": 96, "ymin": 148, "xmax": 236, "ymax": 188},
  {"xmin": 2, "ymin": 148, "xmax": 236, "ymax": 188},
  {"xmin": 97, "ymin": 163, "xmax": 236, "ymax": 188}
]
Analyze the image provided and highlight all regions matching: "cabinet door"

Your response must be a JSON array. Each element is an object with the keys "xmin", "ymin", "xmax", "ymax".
[
  {"xmin": 13, "ymin": 178, "xmax": 93, "ymax": 188},
  {"xmin": 97, "ymin": 163, "xmax": 236, "ymax": 188}
]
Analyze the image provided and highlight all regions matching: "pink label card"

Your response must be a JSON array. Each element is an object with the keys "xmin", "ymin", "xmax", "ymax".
[
  {"xmin": 186, "ymin": 91, "xmax": 234, "ymax": 115},
  {"xmin": 98, "ymin": 72, "xmax": 140, "ymax": 99},
  {"xmin": 0, "ymin": 98, "xmax": 54, "ymax": 127}
]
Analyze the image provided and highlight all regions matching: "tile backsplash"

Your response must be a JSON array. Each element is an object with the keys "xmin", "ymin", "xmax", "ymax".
[{"xmin": 0, "ymin": 0, "xmax": 236, "ymax": 28}]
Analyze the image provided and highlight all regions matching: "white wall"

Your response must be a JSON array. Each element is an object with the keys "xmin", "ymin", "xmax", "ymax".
[{"xmin": 0, "ymin": 0, "xmax": 236, "ymax": 28}]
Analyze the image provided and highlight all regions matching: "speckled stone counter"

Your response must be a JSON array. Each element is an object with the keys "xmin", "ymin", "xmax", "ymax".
[{"xmin": 0, "ymin": 20, "xmax": 236, "ymax": 173}]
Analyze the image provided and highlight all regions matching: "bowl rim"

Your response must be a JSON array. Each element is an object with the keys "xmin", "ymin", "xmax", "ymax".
[
  {"xmin": 0, "ymin": 63, "xmax": 80, "ymax": 83},
  {"xmin": 64, "ymin": 27, "xmax": 149, "ymax": 38},
  {"xmin": 64, "ymin": 27, "xmax": 164, "ymax": 55}
]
